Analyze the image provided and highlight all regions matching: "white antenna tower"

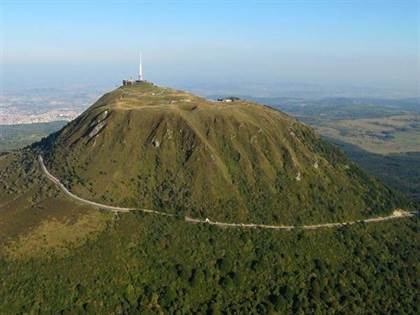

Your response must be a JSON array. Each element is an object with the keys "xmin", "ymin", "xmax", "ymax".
[{"xmin": 139, "ymin": 52, "xmax": 143, "ymax": 81}]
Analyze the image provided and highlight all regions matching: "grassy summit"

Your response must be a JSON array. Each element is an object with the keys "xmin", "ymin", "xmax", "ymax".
[{"xmin": 31, "ymin": 82, "xmax": 406, "ymax": 225}]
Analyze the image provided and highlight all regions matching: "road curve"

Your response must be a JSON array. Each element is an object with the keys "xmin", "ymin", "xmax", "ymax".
[
  {"xmin": 38, "ymin": 156, "xmax": 173, "ymax": 217},
  {"xmin": 38, "ymin": 155, "xmax": 417, "ymax": 230}
]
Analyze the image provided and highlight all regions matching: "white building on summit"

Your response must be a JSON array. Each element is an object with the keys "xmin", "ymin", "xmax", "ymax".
[{"xmin": 123, "ymin": 52, "xmax": 144, "ymax": 86}]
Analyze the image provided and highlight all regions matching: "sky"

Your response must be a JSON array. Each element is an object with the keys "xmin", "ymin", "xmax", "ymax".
[{"xmin": 1, "ymin": 0, "xmax": 419, "ymax": 97}]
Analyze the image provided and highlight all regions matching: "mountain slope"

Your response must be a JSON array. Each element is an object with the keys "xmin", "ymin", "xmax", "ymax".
[
  {"xmin": 30, "ymin": 82, "xmax": 405, "ymax": 225},
  {"xmin": 0, "ymin": 83, "xmax": 417, "ymax": 314}
]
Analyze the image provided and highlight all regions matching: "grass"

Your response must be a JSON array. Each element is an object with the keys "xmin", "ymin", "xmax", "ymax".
[
  {"xmin": 0, "ymin": 86, "xmax": 418, "ymax": 313},
  {"xmin": 34, "ymin": 82, "xmax": 408, "ymax": 225},
  {"xmin": 3, "ymin": 210, "xmax": 110, "ymax": 259}
]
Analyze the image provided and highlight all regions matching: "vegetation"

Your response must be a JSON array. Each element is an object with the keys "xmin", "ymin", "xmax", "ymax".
[
  {"xmin": 254, "ymin": 97, "xmax": 420, "ymax": 154},
  {"xmin": 0, "ymin": 85, "xmax": 418, "ymax": 314},
  {"xmin": 315, "ymin": 115, "xmax": 420, "ymax": 154},
  {"xmin": 0, "ymin": 211, "xmax": 418, "ymax": 314},
  {"xmin": 35, "ymin": 82, "xmax": 408, "ymax": 225},
  {"xmin": 253, "ymin": 96, "xmax": 420, "ymax": 201},
  {"xmin": 0, "ymin": 121, "xmax": 67, "ymax": 152},
  {"xmin": 2, "ymin": 94, "xmax": 418, "ymax": 204},
  {"xmin": 331, "ymin": 139, "xmax": 420, "ymax": 202}
]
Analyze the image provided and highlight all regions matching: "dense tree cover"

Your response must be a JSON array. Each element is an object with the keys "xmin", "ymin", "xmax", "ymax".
[
  {"xmin": 0, "ymin": 121, "xmax": 67, "ymax": 153},
  {"xmin": 1, "ymin": 213, "xmax": 418, "ymax": 314},
  {"xmin": 331, "ymin": 140, "xmax": 420, "ymax": 203},
  {"xmin": 0, "ymin": 88, "xmax": 419, "ymax": 314}
]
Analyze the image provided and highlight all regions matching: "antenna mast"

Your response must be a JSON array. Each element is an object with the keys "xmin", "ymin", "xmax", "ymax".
[{"xmin": 139, "ymin": 52, "xmax": 143, "ymax": 81}]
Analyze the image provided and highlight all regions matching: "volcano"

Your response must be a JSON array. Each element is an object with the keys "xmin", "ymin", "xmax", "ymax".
[{"xmin": 9, "ymin": 81, "xmax": 398, "ymax": 225}]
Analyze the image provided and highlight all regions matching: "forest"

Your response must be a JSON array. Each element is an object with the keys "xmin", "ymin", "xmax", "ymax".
[{"xmin": 1, "ymin": 212, "xmax": 418, "ymax": 314}]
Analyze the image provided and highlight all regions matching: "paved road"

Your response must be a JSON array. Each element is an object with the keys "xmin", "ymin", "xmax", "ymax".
[
  {"xmin": 38, "ymin": 155, "xmax": 173, "ymax": 217},
  {"xmin": 39, "ymin": 155, "xmax": 417, "ymax": 230},
  {"xmin": 185, "ymin": 210, "xmax": 415, "ymax": 230}
]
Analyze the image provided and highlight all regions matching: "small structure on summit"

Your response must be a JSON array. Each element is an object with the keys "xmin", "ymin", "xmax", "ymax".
[
  {"xmin": 123, "ymin": 52, "xmax": 145, "ymax": 86},
  {"xmin": 122, "ymin": 79, "xmax": 133, "ymax": 86},
  {"xmin": 217, "ymin": 96, "xmax": 241, "ymax": 103}
]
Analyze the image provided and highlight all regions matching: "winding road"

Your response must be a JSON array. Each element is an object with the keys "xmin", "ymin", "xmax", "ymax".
[{"xmin": 38, "ymin": 155, "xmax": 417, "ymax": 230}]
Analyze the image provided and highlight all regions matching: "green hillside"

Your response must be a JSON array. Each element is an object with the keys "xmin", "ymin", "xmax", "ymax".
[
  {"xmin": 35, "ymin": 82, "xmax": 405, "ymax": 225},
  {"xmin": 0, "ymin": 83, "xmax": 417, "ymax": 314},
  {"xmin": 1, "ymin": 212, "xmax": 419, "ymax": 314}
]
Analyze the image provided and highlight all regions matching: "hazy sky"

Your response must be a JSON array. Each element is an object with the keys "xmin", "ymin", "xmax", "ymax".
[{"xmin": 1, "ymin": 0, "xmax": 419, "ymax": 96}]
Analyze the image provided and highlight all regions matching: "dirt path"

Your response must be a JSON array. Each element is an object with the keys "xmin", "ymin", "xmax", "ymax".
[{"xmin": 38, "ymin": 155, "xmax": 417, "ymax": 230}]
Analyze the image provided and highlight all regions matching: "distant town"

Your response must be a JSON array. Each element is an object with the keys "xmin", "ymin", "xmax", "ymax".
[{"xmin": 0, "ymin": 88, "xmax": 105, "ymax": 125}]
